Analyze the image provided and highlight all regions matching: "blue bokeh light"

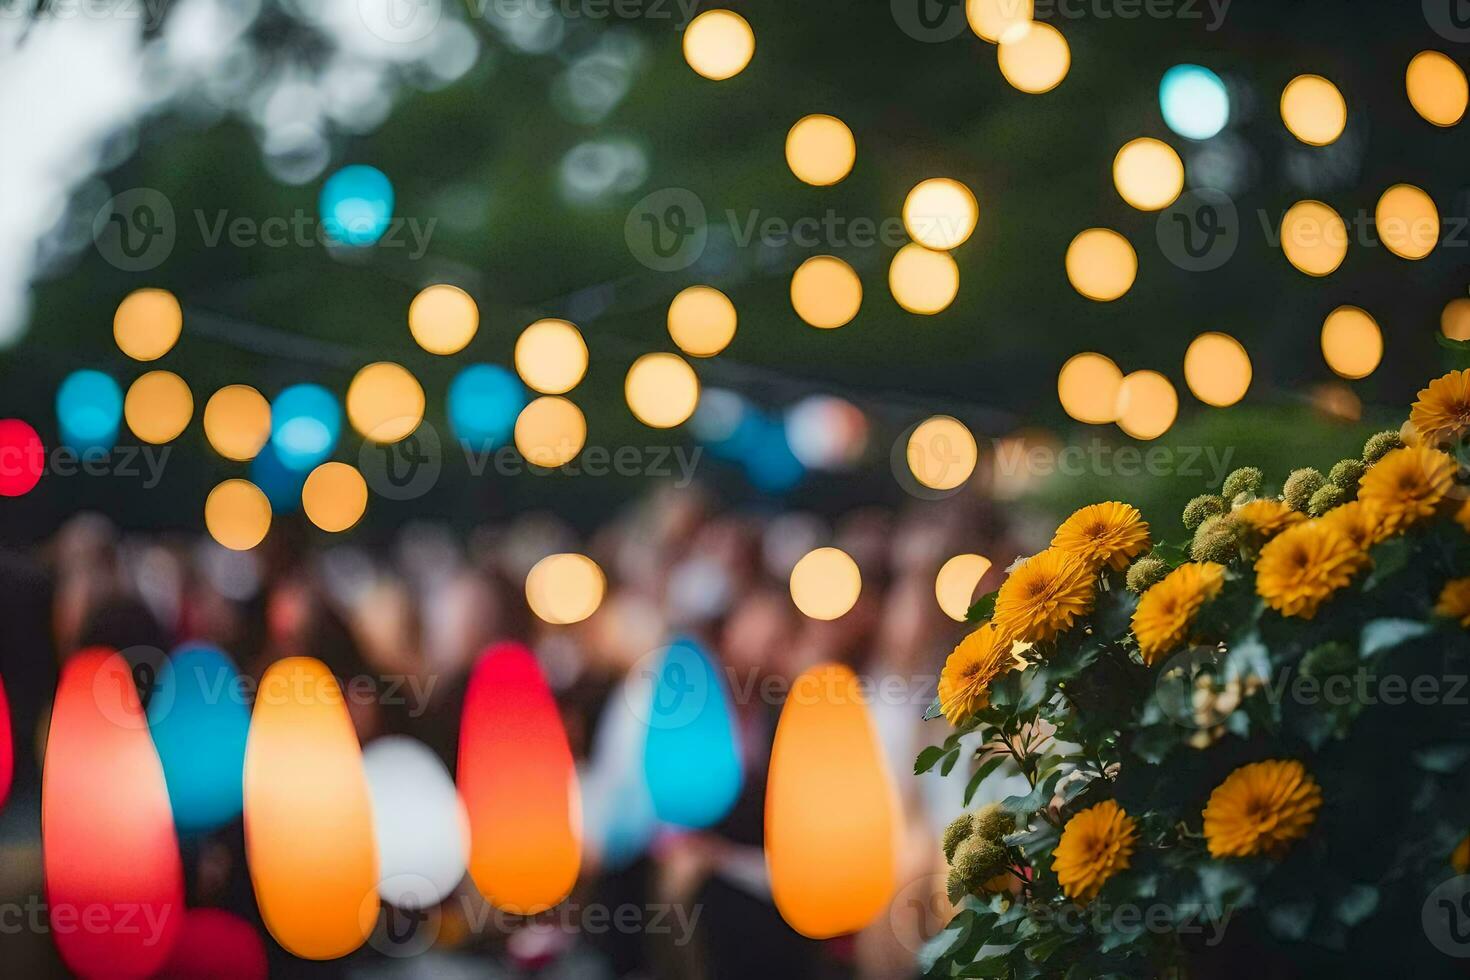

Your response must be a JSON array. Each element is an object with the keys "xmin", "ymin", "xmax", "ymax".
[
  {"xmin": 448, "ymin": 364, "xmax": 526, "ymax": 451},
  {"xmin": 269, "ymin": 383, "xmax": 340, "ymax": 472},
  {"xmin": 319, "ymin": 165, "xmax": 395, "ymax": 247},
  {"xmin": 147, "ymin": 644, "xmax": 251, "ymax": 835},
  {"xmin": 745, "ymin": 416, "xmax": 805, "ymax": 494},
  {"xmin": 56, "ymin": 369, "xmax": 123, "ymax": 452},
  {"xmin": 1160, "ymin": 64, "xmax": 1230, "ymax": 141},
  {"xmin": 249, "ymin": 439, "xmax": 306, "ymax": 512},
  {"xmin": 642, "ymin": 637, "xmax": 743, "ymax": 829}
]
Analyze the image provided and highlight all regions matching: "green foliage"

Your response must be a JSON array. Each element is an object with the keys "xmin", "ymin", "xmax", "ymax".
[
  {"xmin": 1361, "ymin": 431, "xmax": 1403, "ymax": 465},
  {"xmin": 1283, "ymin": 468, "xmax": 1326, "ymax": 513}
]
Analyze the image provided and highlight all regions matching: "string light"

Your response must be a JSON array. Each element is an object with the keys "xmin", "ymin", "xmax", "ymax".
[
  {"xmin": 0, "ymin": 419, "xmax": 43, "ymax": 497},
  {"xmin": 789, "ymin": 547, "xmax": 861, "ymax": 620},
  {"xmin": 148, "ymin": 645, "xmax": 251, "ymax": 834},
  {"xmin": 1115, "ymin": 370, "xmax": 1177, "ymax": 440},
  {"xmin": 346, "ymin": 362, "xmax": 424, "ymax": 443},
  {"xmin": 1280, "ymin": 74, "xmax": 1346, "ymax": 145},
  {"xmin": 625, "ymin": 353, "xmax": 700, "ymax": 429},
  {"xmin": 525, "ymin": 553, "xmax": 606, "ymax": 625},
  {"xmin": 1065, "ymin": 229, "xmax": 1136, "ymax": 301},
  {"xmin": 270, "ymin": 384, "xmax": 341, "ymax": 472},
  {"xmin": 1321, "ymin": 305, "xmax": 1382, "ymax": 379},
  {"xmin": 1280, "ymin": 200, "xmax": 1347, "ymax": 277},
  {"xmin": 204, "ymin": 385, "xmax": 271, "ymax": 461},
  {"xmin": 935, "ymin": 554, "xmax": 993, "ymax": 622},
  {"xmin": 642, "ymin": 638, "xmax": 744, "ymax": 829},
  {"xmin": 408, "ymin": 284, "xmax": 479, "ymax": 355},
  {"xmin": 785, "ymin": 115, "xmax": 856, "ymax": 186},
  {"xmin": 124, "ymin": 370, "xmax": 193, "ymax": 444},
  {"xmin": 888, "ymin": 243, "xmax": 960, "ymax": 314},
  {"xmin": 515, "ymin": 319, "xmax": 588, "ymax": 394},
  {"xmin": 790, "ymin": 255, "xmax": 862, "ymax": 329},
  {"xmin": 1375, "ymin": 183, "xmax": 1439, "ymax": 260},
  {"xmin": 1112, "ymin": 138, "xmax": 1184, "ymax": 211},
  {"xmin": 57, "ymin": 369, "xmax": 122, "ymax": 452},
  {"xmin": 682, "ymin": 9, "xmax": 754, "ymax": 80},
  {"xmin": 1183, "ymin": 333, "xmax": 1251, "ymax": 407},
  {"xmin": 113, "ymin": 288, "xmax": 182, "ymax": 362},
  {"xmin": 319, "ymin": 165, "xmax": 394, "ymax": 247},
  {"xmin": 205, "ymin": 479, "xmax": 272, "ymax": 551},
  {"xmin": 668, "ymin": 285, "xmax": 737, "ymax": 357},
  {"xmin": 906, "ymin": 415, "xmax": 977, "ymax": 491},
  {"xmin": 997, "ymin": 22, "xmax": 1070, "ymax": 94},
  {"xmin": 966, "ymin": 0, "xmax": 1032, "ymax": 42},
  {"xmin": 1057, "ymin": 352, "xmax": 1123, "ymax": 424},
  {"xmin": 1159, "ymin": 64, "xmax": 1229, "ymax": 140},
  {"xmin": 449, "ymin": 364, "xmax": 526, "ymax": 449},
  {"xmin": 1406, "ymin": 51, "xmax": 1468, "ymax": 127},
  {"xmin": 361, "ymin": 736, "xmax": 471, "ymax": 910},
  {"xmin": 302, "ymin": 462, "xmax": 368, "ymax": 533},
  {"xmin": 902, "ymin": 178, "xmax": 978, "ymax": 251},
  {"xmin": 514, "ymin": 396, "xmax": 586, "ymax": 467}
]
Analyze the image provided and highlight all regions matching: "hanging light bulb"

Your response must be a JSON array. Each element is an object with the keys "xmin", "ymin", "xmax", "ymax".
[
  {"xmin": 243, "ymin": 657, "xmax": 378, "ymax": 960},
  {"xmin": 43, "ymin": 649, "xmax": 184, "ymax": 979},
  {"xmin": 458, "ymin": 643, "xmax": 581, "ymax": 913},
  {"xmin": 147, "ymin": 644, "xmax": 251, "ymax": 835},
  {"xmin": 362, "ymin": 736, "xmax": 470, "ymax": 909},
  {"xmin": 765, "ymin": 663, "xmax": 898, "ymax": 939},
  {"xmin": 641, "ymin": 637, "xmax": 743, "ymax": 829},
  {"xmin": 154, "ymin": 908, "xmax": 268, "ymax": 980},
  {"xmin": 580, "ymin": 670, "xmax": 659, "ymax": 871}
]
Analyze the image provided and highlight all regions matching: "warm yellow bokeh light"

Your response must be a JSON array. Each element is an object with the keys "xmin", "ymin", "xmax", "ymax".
[
  {"xmin": 1183, "ymin": 332, "xmax": 1252, "ymax": 408},
  {"xmin": 997, "ymin": 22, "xmax": 1070, "ymax": 94},
  {"xmin": 789, "ymin": 547, "xmax": 861, "ymax": 621},
  {"xmin": 346, "ymin": 362, "xmax": 425, "ymax": 443},
  {"xmin": 525, "ymin": 553, "xmax": 606, "ymax": 625},
  {"xmin": 1442, "ymin": 297, "xmax": 1470, "ymax": 341},
  {"xmin": 125, "ymin": 370, "xmax": 193, "ymax": 444},
  {"xmin": 1407, "ymin": 51, "xmax": 1468, "ymax": 127},
  {"xmin": 1280, "ymin": 200, "xmax": 1348, "ymax": 277},
  {"xmin": 625, "ymin": 353, "xmax": 700, "ymax": 429},
  {"xmin": 1112, "ymin": 138, "xmax": 1184, "ymax": 211},
  {"xmin": 888, "ymin": 244, "xmax": 959, "ymax": 315},
  {"xmin": 785, "ymin": 115, "xmax": 856, "ymax": 187},
  {"xmin": 1057, "ymin": 352, "xmax": 1124, "ymax": 424},
  {"xmin": 667, "ymin": 286, "xmax": 737, "ymax": 357},
  {"xmin": 902, "ymin": 178, "xmax": 978, "ymax": 251},
  {"xmin": 1375, "ymin": 184, "xmax": 1439, "ymax": 260},
  {"xmin": 1321, "ymin": 306, "xmax": 1382, "ymax": 380},
  {"xmin": 514, "ymin": 396, "xmax": 586, "ymax": 468},
  {"xmin": 966, "ymin": 0, "xmax": 1032, "ymax": 42},
  {"xmin": 790, "ymin": 256, "xmax": 862, "ymax": 329},
  {"xmin": 302, "ymin": 462, "xmax": 368, "ymax": 533},
  {"xmin": 682, "ymin": 9, "xmax": 754, "ymax": 81},
  {"xmin": 1280, "ymin": 74, "xmax": 1347, "ymax": 145},
  {"xmin": 1065, "ymin": 229, "xmax": 1136, "ymax": 302},
  {"xmin": 205, "ymin": 479, "xmax": 272, "ymax": 551},
  {"xmin": 114, "ymin": 288, "xmax": 183, "ymax": 362},
  {"xmin": 204, "ymin": 384, "xmax": 271, "ymax": 461},
  {"xmin": 408, "ymin": 284, "xmax": 479, "ymax": 355},
  {"xmin": 935, "ymin": 554, "xmax": 993, "ymax": 622},
  {"xmin": 515, "ymin": 319, "xmax": 589, "ymax": 394},
  {"xmin": 1115, "ymin": 370, "xmax": 1178, "ymax": 441},
  {"xmin": 906, "ymin": 416, "xmax": 978, "ymax": 491}
]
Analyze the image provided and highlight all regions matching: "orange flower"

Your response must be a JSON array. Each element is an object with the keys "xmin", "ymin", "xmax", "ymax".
[
  {"xmin": 1357, "ymin": 445, "xmax": 1458, "ymax": 535},
  {"xmin": 1435, "ymin": 577, "xmax": 1470, "ymax": 629},
  {"xmin": 1409, "ymin": 368, "xmax": 1470, "ymax": 446},
  {"xmin": 1204, "ymin": 759, "xmax": 1322, "ymax": 858},
  {"xmin": 1131, "ymin": 562, "xmax": 1226, "ymax": 665},
  {"xmin": 1254, "ymin": 520, "xmax": 1360, "ymax": 619},
  {"xmin": 1052, "ymin": 501, "xmax": 1152, "ymax": 572},
  {"xmin": 1234, "ymin": 499, "xmax": 1305, "ymax": 541},
  {"xmin": 936, "ymin": 623, "xmax": 1018, "ymax": 724},
  {"xmin": 1052, "ymin": 800, "xmax": 1136, "ymax": 903},
  {"xmin": 992, "ymin": 548, "xmax": 1096, "ymax": 643},
  {"xmin": 1319, "ymin": 499, "xmax": 1388, "ymax": 552}
]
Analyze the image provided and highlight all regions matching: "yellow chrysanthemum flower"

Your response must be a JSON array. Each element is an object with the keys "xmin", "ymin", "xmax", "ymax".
[
  {"xmin": 1435, "ymin": 577, "xmax": 1470, "ymax": 628},
  {"xmin": 1409, "ymin": 368, "xmax": 1470, "ymax": 446},
  {"xmin": 1233, "ymin": 499, "xmax": 1305, "ymax": 541},
  {"xmin": 1130, "ymin": 561, "xmax": 1226, "ymax": 665},
  {"xmin": 1319, "ymin": 499, "xmax": 1388, "ymax": 553},
  {"xmin": 1254, "ymin": 520, "xmax": 1360, "ymax": 619},
  {"xmin": 936, "ymin": 623, "xmax": 1018, "ymax": 724},
  {"xmin": 1357, "ymin": 445, "xmax": 1458, "ymax": 535},
  {"xmin": 992, "ymin": 548, "xmax": 1096, "ymax": 643},
  {"xmin": 1052, "ymin": 799, "xmax": 1136, "ymax": 903},
  {"xmin": 1203, "ymin": 759, "xmax": 1322, "ymax": 858},
  {"xmin": 1051, "ymin": 501, "xmax": 1152, "ymax": 572}
]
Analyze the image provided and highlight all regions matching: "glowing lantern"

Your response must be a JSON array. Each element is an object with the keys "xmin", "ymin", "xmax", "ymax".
[
  {"xmin": 641, "ymin": 637, "xmax": 743, "ymax": 829},
  {"xmin": 148, "ymin": 644, "xmax": 250, "ymax": 835},
  {"xmin": 43, "ymin": 649, "xmax": 184, "ymax": 978},
  {"xmin": 155, "ymin": 908, "xmax": 267, "ymax": 980},
  {"xmin": 458, "ymin": 643, "xmax": 581, "ymax": 913},
  {"xmin": 766, "ymin": 663, "xmax": 897, "ymax": 939},
  {"xmin": 0, "ymin": 673, "xmax": 12, "ymax": 812},
  {"xmin": 362, "ymin": 736, "xmax": 470, "ymax": 909},
  {"xmin": 243, "ymin": 657, "xmax": 378, "ymax": 959}
]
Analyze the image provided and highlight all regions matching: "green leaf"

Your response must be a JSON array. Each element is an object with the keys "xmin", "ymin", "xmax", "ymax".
[
  {"xmin": 940, "ymin": 746, "xmax": 963, "ymax": 777},
  {"xmin": 1002, "ymin": 770, "xmax": 1063, "ymax": 821},
  {"xmin": 1364, "ymin": 537, "xmax": 1411, "ymax": 589},
  {"xmin": 923, "ymin": 696, "xmax": 945, "ymax": 722},
  {"xmin": 965, "ymin": 754, "xmax": 1008, "ymax": 805},
  {"xmin": 1360, "ymin": 618, "xmax": 1432, "ymax": 658},
  {"xmin": 916, "ymin": 745, "xmax": 948, "ymax": 774},
  {"xmin": 1437, "ymin": 332, "xmax": 1470, "ymax": 367},
  {"xmin": 966, "ymin": 590, "xmax": 999, "ymax": 624}
]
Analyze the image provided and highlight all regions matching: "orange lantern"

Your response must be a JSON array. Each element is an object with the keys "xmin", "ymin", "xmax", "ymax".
[
  {"xmin": 43, "ymin": 649, "xmax": 184, "ymax": 978},
  {"xmin": 243, "ymin": 657, "xmax": 377, "ymax": 959},
  {"xmin": 458, "ymin": 642, "xmax": 581, "ymax": 913},
  {"xmin": 765, "ymin": 663, "xmax": 899, "ymax": 938}
]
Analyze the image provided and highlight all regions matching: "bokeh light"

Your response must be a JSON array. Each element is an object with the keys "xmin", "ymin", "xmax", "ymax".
[
  {"xmin": 1183, "ymin": 332, "xmax": 1252, "ymax": 407},
  {"xmin": 1280, "ymin": 74, "xmax": 1347, "ymax": 145},
  {"xmin": 449, "ymin": 364, "xmax": 526, "ymax": 449},
  {"xmin": 204, "ymin": 385, "xmax": 271, "ymax": 461},
  {"xmin": 1057, "ymin": 352, "xmax": 1124, "ymax": 424},
  {"xmin": 346, "ymin": 361, "xmax": 424, "ymax": 443},
  {"xmin": 997, "ymin": 22, "xmax": 1070, "ymax": 94},
  {"xmin": 0, "ymin": 675, "xmax": 10, "ymax": 812},
  {"xmin": 785, "ymin": 114, "xmax": 856, "ymax": 186},
  {"xmin": 319, "ymin": 164, "xmax": 394, "ymax": 247},
  {"xmin": 1115, "ymin": 370, "xmax": 1178, "ymax": 440},
  {"xmin": 1442, "ymin": 297, "xmax": 1470, "ymax": 340},
  {"xmin": 270, "ymin": 384, "xmax": 341, "ymax": 471},
  {"xmin": 1321, "ymin": 305, "xmax": 1382, "ymax": 379},
  {"xmin": 0, "ymin": 419, "xmax": 43, "ymax": 497},
  {"xmin": 205, "ymin": 479, "xmax": 272, "ymax": 551},
  {"xmin": 967, "ymin": 0, "xmax": 1031, "ymax": 42},
  {"xmin": 783, "ymin": 395, "xmax": 868, "ymax": 471},
  {"xmin": 906, "ymin": 415, "xmax": 978, "ymax": 491},
  {"xmin": 250, "ymin": 442, "xmax": 307, "ymax": 514},
  {"xmin": 155, "ymin": 909, "xmax": 267, "ymax": 980},
  {"xmin": 888, "ymin": 243, "xmax": 960, "ymax": 314},
  {"xmin": 515, "ymin": 395, "xmax": 587, "ymax": 467},
  {"xmin": 902, "ymin": 178, "xmax": 978, "ymax": 251},
  {"xmin": 1065, "ymin": 228, "xmax": 1137, "ymax": 301},
  {"xmin": 1280, "ymin": 200, "xmax": 1348, "ymax": 277},
  {"xmin": 789, "ymin": 547, "xmax": 861, "ymax": 620},
  {"xmin": 148, "ymin": 644, "xmax": 251, "ymax": 835},
  {"xmin": 362, "ymin": 736, "xmax": 470, "ymax": 910},
  {"xmin": 624, "ymin": 353, "xmax": 699, "ymax": 429},
  {"xmin": 57, "ymin": 369, "xmax": 123, "ymax": 452},
  {"xmin": 583, "ymin": 672, "xmax": 659, "ymax": 870},
  {"xmin": 790, "ymin": 255, "xmax": 862, "ymax": 329},
  {"xmin": 642, "ymin": 637, "xmax": 744, "ymax": 829},
  {"xmin": 935, "ymin": 554, "xmax": 993, "ymax": 622},
  {"xmin": 1407, "ymin": 51, "xmax": 1468, "ymax": 127},
  {"xmin": 1112, "ymin": 138, "xmax": 1185, "ymax": 211},
  {"xmin": 408, "ymin": 284, "xmax": 479, "ymax": 355},
  {"xmin": 1375, "ymin": 183, "xmax": 1439, "ymax": 260},
  {"xmin": 682, "ymin": 9, "xmax": 754, "ymax": 80},
  {"xmin": 668, "ymin": 285, "xmax": 737, "ymax": 357},
  {"xmin": 766, "ymin": 663, "xmax": 897, "ymax": 939},
  {"xmin": 113, "ymin": 288, "xmax": 182, "ymax": 362},
  {"xmin": 1159, "ymin": 64, "xmax": 1230, "ymax": 140},
  {"xmin": 302, "ymin": 462, "xmax": 368, "ymax": 533},
  {"xmin": 124, "ymin": 370, "xmax": 193, "ymax": 444},
  {"xmin": 515, "ymin": 319, "xmax": 588, "ymax": 394},
  {"xmin": 525, "ymin": 552, "xmax": 606, "ymax": 625}
]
